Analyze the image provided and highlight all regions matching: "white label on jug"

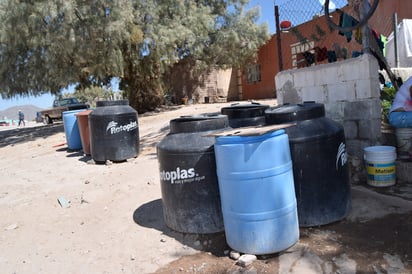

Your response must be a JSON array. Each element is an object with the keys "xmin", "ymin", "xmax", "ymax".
[
  {"xmin": 106, "ymin": 121, "xmax": 137, "ymax": 135},
  {"xmin": 160, "ymin": 167, "xmax": 205, "ymax": 184},
  {"xmin": 336, "ymin": 142, "xmax": 348, "ymax": 170}
]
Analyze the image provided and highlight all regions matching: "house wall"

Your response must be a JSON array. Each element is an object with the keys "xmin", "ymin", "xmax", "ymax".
[
  {"xmin": 241, "ymin": 0, "xmax": 412, "ymax": 100},
  {"xmin": 167, "ymin": 61, "xmax": 237, "ymax": 104},
  {"xmin": 192, "ymin": 68, "xmax": 235, "ymax": 103},
  {"xmin": 276, "ymin": 54, "xmax": 381, "ymax": 184}
]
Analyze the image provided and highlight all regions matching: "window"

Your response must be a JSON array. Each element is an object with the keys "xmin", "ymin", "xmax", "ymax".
[{"xmin": 291, "ymin": 41, "xmax": 315, "ymax": 68}]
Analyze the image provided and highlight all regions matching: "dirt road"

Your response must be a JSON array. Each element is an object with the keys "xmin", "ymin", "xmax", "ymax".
[{"xmin": 1, "ymin": 100, "xmax": 411, "ymax": 273}]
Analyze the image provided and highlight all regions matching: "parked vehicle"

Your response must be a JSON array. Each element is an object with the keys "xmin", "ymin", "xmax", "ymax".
[{"xmin": 40, "ymin": 98, "xmax": 89, "ymax": 124}]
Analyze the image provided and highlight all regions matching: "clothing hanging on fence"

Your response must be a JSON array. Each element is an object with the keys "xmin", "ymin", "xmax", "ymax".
[
  {"xmin": 355, "ymin": 28, "xmax": 362, "ymax": 44},
  {"xmin": 327, "ymin": 51, "xmax": 337, "ymax": 63},
  {"xmin": 338, "ymin": 12, "xmax": 359, "ymax": 42},
  {"xmin": 303, "ymin": 51, "xmax": 316, "ymax": 65},
  {"xmin": 314, "ymin": 47, "xmax": 328, "ymax": 62},
  {"xmin": 371, "ymin": 29, "xmax": 387, "ymax": 55}
]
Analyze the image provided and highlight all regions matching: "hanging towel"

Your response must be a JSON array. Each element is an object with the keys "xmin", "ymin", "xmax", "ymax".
[
  {"xmin": 338, "ymin": 12, "xmax": 359, "ymax": 42},
  {"xmin": 327, "ymin": 51, "xmax": 337, "ymax": 63},
  {"xmin": 314, "ymin": 47, "xmax": 328, "ymax": 62},
  {"xmin": 381, "ymin": 34, "xmax": 387, "ymax": 56},
  {"xmin": 303, "ymin": 51, "xmax": 316, "ymax": 65}
]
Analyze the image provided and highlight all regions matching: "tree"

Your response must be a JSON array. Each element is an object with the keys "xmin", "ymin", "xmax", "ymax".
[
  {"xmin": 0, "ymin": 0, "xmax": 269, "ymax": 113},
  {"xmin": 65, "ymin": 86, "xmax": 114, "ymax": 108}
]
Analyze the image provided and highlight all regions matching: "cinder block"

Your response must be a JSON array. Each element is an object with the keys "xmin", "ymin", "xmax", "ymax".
[
  {"xmin": 325, "ymin": 101, "xmax": 345, "ymax": 121},
  {"xmin": 314, "ymin": 64, "xmax": 340, "ymax": 85},
  {"xmin": 344, "ymin": 99, "xmax": 381, "ymax": 120},
  {"xmin": 346, "ymin": 139, "xmax": 376, "ymax": 158},
  {"xmin": 328, "ymin": 82, "xmax": 356, "ymax": 101},
  {"xmin": 301, "ymin": 86, "xmax": 327, "ymax": 103},
  {"xmin": 396, "ymin": 160, "xmax": 412, "ymax": 183},
  {"xmin": 275, "ymin": 72, "xmax": 294, "ymax": 91},
  {"xmin": 341, "ymin": 57, "xmax": 370, "ymax": 81},
  {"xmin": 359, "ymin": 118, "xmax": 382, "ymax": 140},
  {"xmin": 355, "ymin": 79, "xmax": 380, "ymax": 99},
  {"xmin": 293, "ymin": 69, "xmax": 316, "ymax": 88},
  {"xmin": 343, "ymin": 120, "xmax": 358, "ymax": 139}
]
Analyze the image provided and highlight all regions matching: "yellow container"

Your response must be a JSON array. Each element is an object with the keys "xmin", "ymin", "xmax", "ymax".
[{"xmin": 364, "ymin": 146, "xmax": 396, "ymax": 187}]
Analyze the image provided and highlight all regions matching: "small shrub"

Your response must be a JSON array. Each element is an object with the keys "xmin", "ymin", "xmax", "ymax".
[{"xmin": 380, "ymin": 86, "xmax": 396, "ymax": 123}]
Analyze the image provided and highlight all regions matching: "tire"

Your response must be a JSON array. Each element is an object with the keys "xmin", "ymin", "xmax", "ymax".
[{"xmin": 43, "ymin": 115, "xmax": 53, "ymax": 124}]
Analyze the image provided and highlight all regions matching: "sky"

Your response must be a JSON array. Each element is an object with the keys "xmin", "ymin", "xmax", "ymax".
[{"xmin": 0, "ymin": 0, "xmax": 291, "ymax": 110}]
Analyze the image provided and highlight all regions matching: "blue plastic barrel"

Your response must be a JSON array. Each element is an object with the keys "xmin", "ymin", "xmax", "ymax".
[
  {"xmin": 214, "ymin": 129, "xmax": 299, "ymax": 255},
  {"xmin": 63, "ymin": 109, "xmax": 86, "ymax": 150}
]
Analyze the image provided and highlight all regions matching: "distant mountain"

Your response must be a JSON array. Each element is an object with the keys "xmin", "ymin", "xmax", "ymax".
[{"xmin": 0, "ymin": 105, "xmax": 44, "ymax": 121}]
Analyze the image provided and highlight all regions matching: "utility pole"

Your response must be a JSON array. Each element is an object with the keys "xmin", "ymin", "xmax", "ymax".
[
  {"xmin": 393, "ymin": 13, "xmax": 400, "ymax": 68},
  {"xmin": 359, "ymin": 0, "xmax": 371, "ymax": 53},
  {"xmin": 275, "ymin": 5, "xmax": 283, "ymax": 71}
]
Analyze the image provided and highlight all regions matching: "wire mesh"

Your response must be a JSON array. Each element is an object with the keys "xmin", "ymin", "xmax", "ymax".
[
  {"xmin": 276, "ymin": 0, "xmax": 349, "ymax": 27},
  {"xmin": 274, "ymin": 0, "xmax": 395, "ymax": 70}
]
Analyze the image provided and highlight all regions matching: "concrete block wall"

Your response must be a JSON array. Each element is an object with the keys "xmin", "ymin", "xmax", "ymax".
[{"xmin": 275, "ymin": 54, "xmax": 381, "ymax": 184}]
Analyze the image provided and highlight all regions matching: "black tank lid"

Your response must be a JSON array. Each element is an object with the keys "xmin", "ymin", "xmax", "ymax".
[
  {"xmin": 169, "ymin": 113, "xmax": 229, "ymax": 134},
  {"xmin": 96, "ymin": 100, "xmax": 129, "ymax": 107},
  {"xmin": 265, "ymin": 101, "xmax": 325, "ymax": 124},
  {"xmin": 221, "ymin": 102, "xmax": 269, "ymax": 119}
]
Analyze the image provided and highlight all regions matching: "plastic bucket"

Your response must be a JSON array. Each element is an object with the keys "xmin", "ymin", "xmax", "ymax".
[
  {"xmin": 63, "ymin": 109, "xmax": 86, "ymax": 150},
  {"xmin": 395, "ymin": 128, "xmax": 412, "ymax": 159},
  {"xmin": 75, "ymin": 109, "xmax": 93, "ymax": 155},
  {"xmin": 214, "ymin": 129, "xmax": 299, "ymax": 254},
  {"xmin": 364, "ymin": 146, "xmax": 396, "ymax": 187}
]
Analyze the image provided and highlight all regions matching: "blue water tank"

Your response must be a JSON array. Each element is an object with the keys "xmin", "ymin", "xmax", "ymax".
[
  {"xmin": 214, "ymin": 129, "xmax": 299, "ymax": 254},
  {"xmin": 63, "ymin": 109, "xmax": 86, "ymax": 150}
]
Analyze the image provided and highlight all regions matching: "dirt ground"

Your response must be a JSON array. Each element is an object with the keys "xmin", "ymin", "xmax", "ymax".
[{"xmin": 1, "ymin": 99, "xmax": 412, "ymax": 274}]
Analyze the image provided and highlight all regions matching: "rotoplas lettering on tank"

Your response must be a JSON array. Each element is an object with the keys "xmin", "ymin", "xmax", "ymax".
[
  {"xmin": 160, "ymin": 167, "xmax": 205, "ymax": 184},
  {"xmin": 106, "ymin": 120, "xmax": 137, "ymax": 135}
]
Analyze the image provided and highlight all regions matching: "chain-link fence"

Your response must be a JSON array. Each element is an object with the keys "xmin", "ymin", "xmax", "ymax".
[
  {"xmin": 276, "ymin": 0, "xmax": 348, "ymax": 27},
  {"xmin": 276, "ymin": 0, "xmax": 394, "ymax": 34},
  {"xmin": 274, "ymin": 0, "xmax": 395, "ymax": 70}
]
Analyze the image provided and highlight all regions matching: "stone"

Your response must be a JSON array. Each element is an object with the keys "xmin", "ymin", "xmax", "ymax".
[
  {"xmin": 236, "ymin": 254, "xmax": 257, "ymax": 267},
  {"xmin": 229, "ymin": 250, "xmax": 240, "ymax": 260}
]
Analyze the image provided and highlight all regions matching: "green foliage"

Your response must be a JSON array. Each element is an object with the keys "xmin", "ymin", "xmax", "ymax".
[
  {"xmin": 380, "ymin": 86, "xmax": 396, "ymax": 122},
  {"xmin": 64, "ymin": 86, "xmax": 114, "ymax": 108},
  {"xmin": 0, "ymin": 0, "xmax": 269, "ymax": 113}
]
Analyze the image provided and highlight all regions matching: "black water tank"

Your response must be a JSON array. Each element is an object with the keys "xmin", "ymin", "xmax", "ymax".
[
  {"xmin": 156, "ymin": 114, "xmax": 229, "ymax": 233},
  {"xmin": 265, "ymin": 102, "xmax": 351, "ymax": 227},
  {"xmin": 89, "ymin": 100, "xmax": 139, "ymax": 162},
  {"xmin": 221, "ymin": 102, "xmax": 269, "ymax": 128}
]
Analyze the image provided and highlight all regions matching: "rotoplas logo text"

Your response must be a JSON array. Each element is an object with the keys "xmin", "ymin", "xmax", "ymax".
[
  {"xmin": 106, "ymin": 120, "xmax": 137, "ymax": 135},
  {"xmin": 160, "ymin": 167, "xmax": 198, "ymax": 184},
  {"xmin": 336, "ymin": 142, "xmax": 348, "ymax": 170}
]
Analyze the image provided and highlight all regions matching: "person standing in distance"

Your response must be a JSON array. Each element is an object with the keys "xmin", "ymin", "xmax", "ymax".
[{"xmin": 18, "ymin": 110, "xmax": 25, "ymax": 127}]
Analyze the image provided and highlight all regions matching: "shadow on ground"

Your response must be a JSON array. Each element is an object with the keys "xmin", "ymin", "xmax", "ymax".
[
  {"xmin": 133, "ymin": 199, "xmax": 228, "ymax": 256},
  {"xmin": 139, "ymin": 124, "xmax": 170, "ymax": 158},
  {"xmin": 0, "ymin": 123, "xmax": 64, "ymax": 148}
]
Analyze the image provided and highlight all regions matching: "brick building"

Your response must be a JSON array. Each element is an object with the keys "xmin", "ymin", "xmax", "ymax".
[{"xmin": 241, "ymin": 0, "xmax": 412, "ymax": 100}]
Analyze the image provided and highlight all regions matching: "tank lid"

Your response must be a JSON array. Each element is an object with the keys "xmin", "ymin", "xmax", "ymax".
[
  {"xmin": 221, "ymin": 102, "xmax": 269, "ymax": 119},
  {"xmin": 96, "ymin": 100, "xmax": 129, "ymax": 107},
  {"xmin": 265, "ymin": 102, "xmax": 325, "ymax": 124},
  {"xmin": 169, "ymin": 113, "xmax": 229, "ymax": 134}
]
